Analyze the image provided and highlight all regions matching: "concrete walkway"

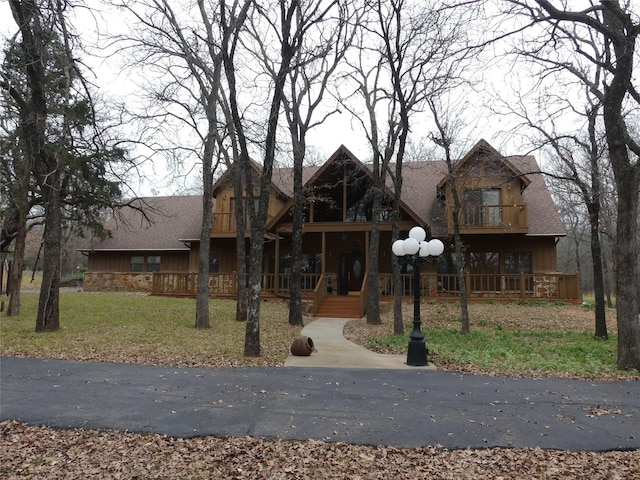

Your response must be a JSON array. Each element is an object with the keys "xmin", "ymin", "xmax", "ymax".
[{"xmin": 284, "ymin": 318, "xmax": 434, "ymax": 369}]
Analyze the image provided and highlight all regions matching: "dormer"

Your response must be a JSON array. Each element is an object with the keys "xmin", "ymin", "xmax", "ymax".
[
  {"xmin": 211, "ymin": 159, "xmax": 289, "ymax": 237},
  {"xmin": 437, "ymin": 140, "xmax": 530, "ymax": 234}
]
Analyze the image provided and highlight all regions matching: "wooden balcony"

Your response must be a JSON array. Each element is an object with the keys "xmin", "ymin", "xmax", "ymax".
[{"xmin": 446, "ymin": 204, "xmax": 528, "ymax": 234}]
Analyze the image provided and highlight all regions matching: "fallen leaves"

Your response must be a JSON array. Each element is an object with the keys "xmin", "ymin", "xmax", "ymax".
[
  {"xmin": 2, "ymin": 299, "xmax": 638, "ymax": 478},
  {"xmin": 1, "ymin": 421, "xmax": 638, "ymax": 479}
]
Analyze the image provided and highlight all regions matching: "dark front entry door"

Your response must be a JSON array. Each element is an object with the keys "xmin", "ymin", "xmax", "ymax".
[{"xmin": 339, "ymin": 253, "xmax": 365, "ymax": 295}]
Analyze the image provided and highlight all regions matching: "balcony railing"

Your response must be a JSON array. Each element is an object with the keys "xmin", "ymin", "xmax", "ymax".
[{"xmin": 446, "ymin": 204, "xmax": 528, "ymax": 233}]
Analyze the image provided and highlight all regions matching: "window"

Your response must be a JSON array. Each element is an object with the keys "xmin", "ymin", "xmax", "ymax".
[
  {"xmin": 470, "ymin": 252, "xmax": 500, "ymax": 274},
  {"xmin": 130, "ymin": 256, "xmax": 144, "ymax": 272},
  {"xmin": 505, "ymin": 252, "xmax": 532, "ymax": 292},
  {"xmin": 346, "ymin": 196, "xmax": 370, "ymax": 222},
  {"xmin": 463, "ymin": 188, "xmax": 501, "ymax": 226},
  {"xmin": 130, "ymin": 255, "xmax": 161, "ymax": 272},
  {"xmin": 147, "ymin": 256, "xmax": 161, "ymax": 272},
  {"xmin": 469, "ymin": 251, "xmax": 500, "ymax": 291},
  {"xmin": 505, "ymin": 252, "xmax": 532, "ymax": 273}
]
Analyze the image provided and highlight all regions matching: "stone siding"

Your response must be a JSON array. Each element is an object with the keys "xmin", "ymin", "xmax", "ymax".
[{"xmin": 83, "ymin": 272, "xmax": 154, "ymax": 293}]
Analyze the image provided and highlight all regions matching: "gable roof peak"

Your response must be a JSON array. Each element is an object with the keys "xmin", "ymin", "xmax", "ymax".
[
  {"xmin": 436, "ymin": 139, "xmax": 531, "ymax": 190},
  {"xmin": 466, "ymin": 139, "xmax": 503, "ymax": 159}
]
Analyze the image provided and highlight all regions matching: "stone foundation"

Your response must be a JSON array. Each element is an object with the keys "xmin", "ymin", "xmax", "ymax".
[
  {"xmin": 533, "ymin": 275, "xmax": 558, "ymax": 298},
  {"xmin": 83, "ymin": 272, "xmax": 154, "ymax": 293}
]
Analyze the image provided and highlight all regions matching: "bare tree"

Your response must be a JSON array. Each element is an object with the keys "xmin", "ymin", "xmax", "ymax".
[
  {"xmin": 428, "ymin": 97, "xmax": 471, "ymax": 334},
  {"xmin": 222, "ymin": 0, "xmax": 303, "ymax": 356},
  {"xmin": 113, "ymin": 0, "xmax": 244, "ymax": 329},
  {"xmin": 504, "ymin": 0, "xmax": 640, "ymax": 370},
  {"xmin": 497, "ymin": 68, "xmax": 611, "ymax": 338},
  {"xmin": 341, "ymin": 0, "xmax": 475, "ymax": 328},
  {"xmin": 275, "ymin": 1, "xmax": 358, "ymax": 326}
]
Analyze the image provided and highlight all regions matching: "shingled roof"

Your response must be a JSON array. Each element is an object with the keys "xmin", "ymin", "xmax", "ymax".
[
  {"xmin": 83, "ymin": 144, "xmax": 565, "ymax": 252},
  {"xmin": 80, "ymin": 195, "xmax": 203, "ymax": 252}
]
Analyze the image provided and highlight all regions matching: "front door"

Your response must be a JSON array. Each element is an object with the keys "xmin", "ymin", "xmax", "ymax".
[{"xmin": 339, "ymin": 253, "xmax": 365, "ymax": 295}]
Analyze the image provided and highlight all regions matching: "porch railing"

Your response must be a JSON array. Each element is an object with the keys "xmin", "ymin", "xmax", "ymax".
[
  {"xmin": 262, "ymin": 273, "xmax": 321, "ymax": 295},
  {"xmin": 377, "ymin": 272, "xmax": 581, "ymax": 302},
  {"xmin": 152, "ymin": 271, "xmax": 321, "ymax": 297},
  {"xmin": 312, "ymin": 274, "xmax": 326, "ymax": 316},
  {"xmin": 153, "ymin": 271, "xmax": 581, "ymax": 302}
]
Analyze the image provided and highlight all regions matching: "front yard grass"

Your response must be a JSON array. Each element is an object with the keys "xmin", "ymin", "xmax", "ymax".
[
  {"xmin": 0, "ymin": 293, "xmax": 304, "ymax": 367},
  {"xmin": 2, "ymin": 293, "xmax": 638, "ymax": 380},
  {"xmin": 344, "ymin": 301, "xmax": 638, "ymax": 380}
]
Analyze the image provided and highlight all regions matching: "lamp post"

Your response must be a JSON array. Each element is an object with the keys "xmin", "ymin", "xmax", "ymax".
[{"xmin": 392, "ymin": 226, "xmax": 444, "ymax": 366}]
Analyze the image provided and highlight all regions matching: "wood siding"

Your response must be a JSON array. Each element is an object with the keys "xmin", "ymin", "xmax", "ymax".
[
  {"xmin": 87, "ymin": 251, "xmax": 189, "ymax": 272},
  {"xmin": 212, "ymin": 182, "xmax": 285, "ymax": 236}
]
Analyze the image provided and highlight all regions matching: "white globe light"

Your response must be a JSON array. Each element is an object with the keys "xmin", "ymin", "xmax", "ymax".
[
  {"xmin": 392, "ymin": 239, "xmax": 406, "ymax": 256},
  {"xmin": 418, "ymin": 241, "xmax": 430, "ymax": 257},
  {"xmin": 427, "ymin": 238, "xmax": 445, "ymax": 257},
  {"xmin": 409, "ymin": 226, "xmax": 426, "ymax": 243},
  {"xmin": 403, "ymin": 237, "xmax": 420, "ymax": 255}
]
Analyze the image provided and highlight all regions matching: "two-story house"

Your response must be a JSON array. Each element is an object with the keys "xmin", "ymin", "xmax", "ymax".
[{"xmin": 81, "ymin": 140, "xmax": 580, "ymax": 315}]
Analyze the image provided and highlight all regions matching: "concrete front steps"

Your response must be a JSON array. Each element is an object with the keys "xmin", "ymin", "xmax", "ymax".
[{"xmin": 315, "ymin": 295, "xmax": 363, "ymax": 318}]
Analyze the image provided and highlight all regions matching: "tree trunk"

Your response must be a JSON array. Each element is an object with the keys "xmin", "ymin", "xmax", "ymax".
[
  {"xmin": 600, "ymin": 4, "xmax": 640, "ymax": 370},
  {"xmin": 587, "ymin": 205, "xmax": 608, "ymax": 339},
  {"xmin": 195, "ymin": 178, "xmax": 214, "ymax": 329},
  {"xmin": 612, "ymin": 171, "xmax": 640, "ymax": 370},
  {"xmin": 602, "ymin": 245, "xmax": 614, "ymax": 309},
  {"xmin": 391, "ymin": 200, "xmax": 403, "ymax": 335},
  {"xmin": 366, "ymin": 180, "xmax": 382, "ymax": 325},
  {"xmin": 449, "ymin": 177, "xmax": 470, "ymax": 334},
  {"xmin": 244, "ymin": 230, "xmax": 264, "ymax": 356},
  {"xmin": 35, "ymin": 176, "xmax": 61, "ymax": 332},
  {"xmin": 5, "ymin": 170, "xmax": 30, "ymax": 316},
  {"xmin": 233, "ymin": 161, "xmax": 248, "ymax": 323},
  {"xmin": 454, "ymin": 247, "xmax": 469, "ymax": 334},
  {"xmin": 288, "ymin": 139, "xmax": 304, "ymax": 327},
  {"xmin": 7, "ymin": 214, "xmax": 27, "ymax": 316}
]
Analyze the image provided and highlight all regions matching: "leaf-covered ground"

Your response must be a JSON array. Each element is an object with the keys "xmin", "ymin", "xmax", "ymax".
[
  {"xmin": 2, "ymin": 299, "xmax": 639, "ymax": 478},
  {"xmin": 2, "ymin": 421, "xmax": 638, "ymax": 479}
]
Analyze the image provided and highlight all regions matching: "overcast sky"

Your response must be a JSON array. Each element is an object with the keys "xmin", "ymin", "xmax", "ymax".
[{"xmin": 0, "ymin": 1, "xmax": 534, "ymax": 196}]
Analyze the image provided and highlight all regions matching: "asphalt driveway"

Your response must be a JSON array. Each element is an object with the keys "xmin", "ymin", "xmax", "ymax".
[{"xmin": 1, "ymin": 356, "xmax": 638, "ymax": 451}]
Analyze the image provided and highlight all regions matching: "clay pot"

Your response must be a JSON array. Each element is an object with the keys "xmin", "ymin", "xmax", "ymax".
[{"xmin": 290, "ymin": 336, "xmax": 314, "ymax": 356}]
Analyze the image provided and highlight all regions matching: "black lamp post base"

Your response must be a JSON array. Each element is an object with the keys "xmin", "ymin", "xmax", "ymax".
[{"xmin": 406, "ymin": 340, "xmax": 428, "ymax": 366}]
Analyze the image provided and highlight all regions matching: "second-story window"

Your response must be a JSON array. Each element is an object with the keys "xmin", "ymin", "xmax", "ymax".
[{"xmin": 463, "ymin": 188, "xmax": 501, "ymax": 226}]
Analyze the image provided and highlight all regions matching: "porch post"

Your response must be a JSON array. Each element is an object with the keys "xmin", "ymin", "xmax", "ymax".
[
  {"xmin": 365, "ymin": 231, "xmax": 370, "ymax": 271},
  {"xmin": 274, "ymin": 233, "xmax": 280, "ymax": 295},
  {"xmin": 321, "ymin": 232, "xmax": 326, "ymax": 273}
]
